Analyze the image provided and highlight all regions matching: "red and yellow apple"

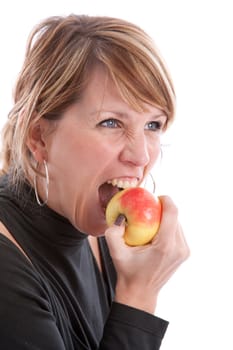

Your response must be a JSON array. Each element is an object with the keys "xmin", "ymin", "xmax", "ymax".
[{"xmin": 105, "ymin": 187, "xmax": 162, "ymax": 246}]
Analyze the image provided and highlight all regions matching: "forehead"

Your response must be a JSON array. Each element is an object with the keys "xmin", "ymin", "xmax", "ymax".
[
  {"xmin": 83, "ymin": 65, "xmax": 120, "ymax": 105},
  {"xmin": 82, "ymin": 65, "xmax": 162, "ymax": 115}
]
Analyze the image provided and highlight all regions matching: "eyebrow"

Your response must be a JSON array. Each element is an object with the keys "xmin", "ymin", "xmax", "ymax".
[{"xmin": 91, "ymin": 109, "xmax": 167, "ymax": 120}]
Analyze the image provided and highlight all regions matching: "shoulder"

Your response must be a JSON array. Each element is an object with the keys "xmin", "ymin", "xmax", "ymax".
[
  {"xmin": 0, "ymin": 232, "xmax": 51, "ymax": 327},
  {"xmin": 0, "ymin": 234, "xmax": 67, "ymax": 350},
  {"xmin": 0, "ymin": 232, "xmax": 48, "ymax": 303},
  {"xmin": 0, "ymin": 221, "xmax": 30, "ymax": 260}
]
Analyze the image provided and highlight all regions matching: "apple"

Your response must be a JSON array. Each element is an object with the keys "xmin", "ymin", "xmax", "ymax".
[{"xmin": 105, "ymin": 187, "xmax": 162, "ymax": 246}]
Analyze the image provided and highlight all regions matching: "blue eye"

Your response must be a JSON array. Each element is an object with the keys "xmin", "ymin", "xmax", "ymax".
[
  {"xmin": 145, "ymin": 121, "xmax": 162, "ymax": 131},
  {"xmin": 99, "ymin": 119, "xmax": 119, "ymax": 128}
]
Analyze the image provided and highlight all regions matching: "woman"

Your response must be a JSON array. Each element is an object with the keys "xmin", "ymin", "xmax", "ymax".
[{"xmin": 0, "ymin": 14, "xmax": 189, "ymax": 349}]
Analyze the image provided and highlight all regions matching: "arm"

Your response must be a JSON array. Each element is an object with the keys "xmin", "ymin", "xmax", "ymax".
[{"xmin": 104, "ymin": 196, "xmax": 190, "ymax": 344}]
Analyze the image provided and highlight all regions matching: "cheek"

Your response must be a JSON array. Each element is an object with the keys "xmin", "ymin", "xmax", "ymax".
[
  {"xmin": 56, "ymin": 137, "xmax": 114, "ymax": 177},
  {"xmin": 148, "ymin": 140, "xmax": 162, "ymax": 165}
]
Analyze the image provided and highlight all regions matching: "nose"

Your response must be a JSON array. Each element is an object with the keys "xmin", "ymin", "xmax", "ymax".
[{"xmin": 119, "ymin": 132, "xmax": 150, "ymax": 167}]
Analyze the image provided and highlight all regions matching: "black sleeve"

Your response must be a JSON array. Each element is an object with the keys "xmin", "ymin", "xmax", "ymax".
[
  {"xmin": 0, "ymin": 236, "xmax": 67, "ymax": 350},
  {"xmin": 100, "ymin": 302, "xmax": 168, "ymax": 350}
]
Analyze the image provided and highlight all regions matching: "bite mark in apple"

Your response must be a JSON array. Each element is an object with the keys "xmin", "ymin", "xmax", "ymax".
[{"xmin": 105, "ymin": 187, "xmax": 162, "ymax": 246}]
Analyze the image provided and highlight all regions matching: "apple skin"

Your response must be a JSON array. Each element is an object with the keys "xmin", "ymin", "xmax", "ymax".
[{"xmin": 105, "ymin": 187, "xmax": 162, "ymax": 246}]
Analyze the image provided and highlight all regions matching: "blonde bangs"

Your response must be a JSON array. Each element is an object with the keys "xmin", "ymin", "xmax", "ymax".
[{"xmin": 94, "ymin": 28, "xmax": 175, "ymax": 128}]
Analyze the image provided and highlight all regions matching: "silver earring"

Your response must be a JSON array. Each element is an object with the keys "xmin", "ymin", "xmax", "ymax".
[
  {"xmin": 34, "ymin": 160, "xmax": 49, "ymax": 206},
  {"xmin": 143, "ymin": 172, "xmax": 156, "ymax": 194}
]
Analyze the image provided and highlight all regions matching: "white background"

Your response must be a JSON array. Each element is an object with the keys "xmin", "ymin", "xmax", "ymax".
[{"xmin": 0, "ymin": 1, "xmax": 232, "ymax": 349}]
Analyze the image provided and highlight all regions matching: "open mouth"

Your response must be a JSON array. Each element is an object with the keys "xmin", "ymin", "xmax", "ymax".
[
  {"xmin": 98, "ymin": 178, "xmax": 138, "ymax": 213},
  {"xmin": 98, "ymin": 182, "xmax": 122, "ymax": 213}
]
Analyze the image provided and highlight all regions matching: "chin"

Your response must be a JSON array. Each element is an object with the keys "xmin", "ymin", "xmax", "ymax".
[
  {"xmin": 83, "ymin": 214, "xmax": 107, "ymax": 236},
  {"xmin": 94, "ymin": 219, "xmax": 108, "ymax": 236}
]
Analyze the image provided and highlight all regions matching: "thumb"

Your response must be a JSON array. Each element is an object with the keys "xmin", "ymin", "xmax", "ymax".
[
  {"xmin": 104, "ymin": 215, "xmax": 126, "ymax": 252},
  {"xmin": 105, "ymin": 224, "xmax": 125, "ymax": 245}
]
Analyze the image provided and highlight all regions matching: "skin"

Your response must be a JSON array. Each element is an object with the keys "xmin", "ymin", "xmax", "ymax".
[
  {"xmin": 28, "ymin": 64, "xmax": 167, "ymax": 236},
  {"xmin": 105, "ymin": 198, "xmax": 189, "ymax": 313},
  {"xmin": 19, "ymin": 64, "xmax": 190, "ymax": 314}
]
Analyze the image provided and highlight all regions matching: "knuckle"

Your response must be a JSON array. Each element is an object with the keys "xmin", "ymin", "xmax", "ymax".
[
  {"xmin": 184, "ymin": 245, "xmax": 191, "ymax": 260},
  {"xmin": 160, "ymin": 195, "xmax": 179, "ymax": 217},
  {"xmin": 169, "ymin": 202, "xmax": 179, "ymax": 217},
  {"xmin": 177, "ymin": 244, "xmax": 190, "ymax": 262},
  {"xmin": 157, "ymin": 241, "xmax": 171, "ymax": 255}
]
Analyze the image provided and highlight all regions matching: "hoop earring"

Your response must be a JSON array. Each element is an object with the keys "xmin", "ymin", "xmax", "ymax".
[
  {"xmin": 34, "ymin": 160, "xmax": 49, "ymax": 206},
  {"xmin": 143, "ymin": 172, "xmax": 156, "ymax": 194}
]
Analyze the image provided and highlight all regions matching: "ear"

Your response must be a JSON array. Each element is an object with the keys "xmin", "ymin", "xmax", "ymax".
[{"xmin": 26, "ymin": 118, "xmax": 50, "ymax": 163}]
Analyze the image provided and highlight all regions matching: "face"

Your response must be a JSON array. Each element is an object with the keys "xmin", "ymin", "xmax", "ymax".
[{"xmin": 38, "ymin": 65, "xmax": 167, "ymax": 235}]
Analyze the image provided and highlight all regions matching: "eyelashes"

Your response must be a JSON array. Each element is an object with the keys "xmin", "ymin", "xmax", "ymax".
[
  {"xmin": 98, "ymin": 118, "xmax": 119, "ymax": 128},
  {"xmin": 145, "ymin": 121, "xmax": 163, "ymax": 131},
  {"xmin": 98, "ymin": 118, "xmax": 164, "ymax": 131}
]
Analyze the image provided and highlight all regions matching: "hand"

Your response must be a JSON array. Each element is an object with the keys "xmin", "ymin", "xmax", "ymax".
[{"xmin": 104, "ymin": 195, "xmax": 190, "ymax": 314}]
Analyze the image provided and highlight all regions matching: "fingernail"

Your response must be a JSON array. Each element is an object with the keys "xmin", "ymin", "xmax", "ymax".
[{"xmin": 114, "ymin": 214, "xmax": 126, "ymax": 226}]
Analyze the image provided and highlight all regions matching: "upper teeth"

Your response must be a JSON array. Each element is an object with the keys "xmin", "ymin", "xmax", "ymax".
[{"xmin": 107, "ymin": 178, "xmax": 138, "ymax": 189}]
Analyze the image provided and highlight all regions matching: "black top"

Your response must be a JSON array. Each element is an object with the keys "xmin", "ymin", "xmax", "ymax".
[{"xmin": 0, "ymin": 175, "xmax": 168, "ymax": 349}]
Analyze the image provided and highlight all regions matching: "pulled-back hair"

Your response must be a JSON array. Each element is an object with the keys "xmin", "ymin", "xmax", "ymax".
[{"xmin": 0, "ymin": 14, "xmax": 175, "ymax": 186}]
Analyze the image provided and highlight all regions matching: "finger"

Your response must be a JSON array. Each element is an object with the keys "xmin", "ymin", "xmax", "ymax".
[
  {"xmin": 105, "ymin": 224, "xmax": 125, "ymax": 243},
  {"xmin": 104, "ymin": 223, "xmax": 128, "ymax": 256},
  {"xmin": 174, "ymin": 223, "xmax": 191, "ymax": 260},
  {"xmin": 152, "ymin": 195, "xmax": 179, "ymax": 245}
]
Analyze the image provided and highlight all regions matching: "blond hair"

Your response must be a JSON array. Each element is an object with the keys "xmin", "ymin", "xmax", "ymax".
[{"xmin": 0, "ymin": 14, "xmax": 175, "ymax": 186}]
